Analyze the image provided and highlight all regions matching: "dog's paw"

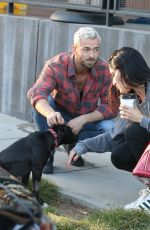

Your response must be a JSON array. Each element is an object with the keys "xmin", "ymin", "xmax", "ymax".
[{"xmin": 41, "ymin": 203, "xmax": 50, "ymax": 209}]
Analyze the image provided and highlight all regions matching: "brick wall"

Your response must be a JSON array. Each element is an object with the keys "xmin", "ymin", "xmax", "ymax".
[{"xmin": 122, "ymin": 0, "xmax": 150, "ymax": 10}]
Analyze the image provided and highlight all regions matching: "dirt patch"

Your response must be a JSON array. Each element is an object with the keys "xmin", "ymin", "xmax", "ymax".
[{"xmin": 54, "ymin": 197, "xmax": 95, "ymax": 220}]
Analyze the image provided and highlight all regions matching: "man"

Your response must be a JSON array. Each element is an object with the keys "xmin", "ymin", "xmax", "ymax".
[{"xmin": 27, "ymin": 27, "xmax": 117, "ymax": 174}]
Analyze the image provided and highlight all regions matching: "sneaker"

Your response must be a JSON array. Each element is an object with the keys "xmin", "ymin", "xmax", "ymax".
[
  {"xmin": 63, "ymin": 144, "xmax": 84, "ymax": 167},
  {"xmin": 43, "ymin": 156, "xmax": 54, "ymax": 174},
  {"xmin": 43, "ymin": 163, "xmax": 53, "ymax": 174},
  {"xmin": 124, "ymin": 188, "xmax": 150, "ymax": 211},
  {"xmin": 71, "ymin": 156, "xmax": 84, "ymax": 167}
]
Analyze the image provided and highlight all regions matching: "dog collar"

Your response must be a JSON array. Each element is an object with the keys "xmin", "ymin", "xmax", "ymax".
[{"xmin": 49, "ymin": 128, "xmax": 58, "ymax": 147}]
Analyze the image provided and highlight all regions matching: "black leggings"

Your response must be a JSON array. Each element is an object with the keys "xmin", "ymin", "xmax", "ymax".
[{"xmin": 111, "ymin": 123, "xmax": 150, "ymax": 172}]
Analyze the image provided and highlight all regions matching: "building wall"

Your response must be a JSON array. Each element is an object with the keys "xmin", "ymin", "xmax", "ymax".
[
  {"xmin": 0, "ymin": 15, "xmax": 39, "ymax": 121},
  {"xmin": 0, "ymin": 14, "xmax": 150, "ymax": 121}
]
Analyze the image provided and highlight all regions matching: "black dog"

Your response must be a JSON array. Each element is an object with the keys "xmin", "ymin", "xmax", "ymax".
[{"xmin": 0, "ymin": 124, "xmax": 76, "ymax": 200}]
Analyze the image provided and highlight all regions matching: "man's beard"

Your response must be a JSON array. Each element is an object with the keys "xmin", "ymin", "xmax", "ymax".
[{"xmin": 83, "ymin": 59, "xmax": 97, "ymax": 69}]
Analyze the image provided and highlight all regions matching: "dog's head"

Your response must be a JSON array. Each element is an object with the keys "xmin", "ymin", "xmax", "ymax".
[{"xmin": 52, "ymin": 124, "xmax": 77, "ymax": 146}]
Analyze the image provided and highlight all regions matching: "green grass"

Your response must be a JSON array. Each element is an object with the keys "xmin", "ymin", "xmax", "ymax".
[
  {"xmin": 88, "ymin": 209, "xmax": 150, "ymax": 230},
  {"xmin": 28, "ymin": 179, "xmax": 150, "ymax": 230},
  {"xmin": 45, "ymin": 208, "xmax": 150, "ymax": 230},
  {"xmin": 28, "ymin": 178, "xmax": 60, "ymax": 205}
]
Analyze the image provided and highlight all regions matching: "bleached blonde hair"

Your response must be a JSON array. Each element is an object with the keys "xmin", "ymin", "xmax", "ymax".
[{"xmin": 74, "ymin": 27, "xmax": 101, "ymax": 45}]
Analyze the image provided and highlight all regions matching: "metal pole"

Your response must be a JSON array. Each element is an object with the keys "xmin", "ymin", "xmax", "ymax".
[
  {"xmin": 106, "ymin": 0, "xmax": 110, "ymax": 26},
  {"xmin": 114, "ymin": 0, "xmax": 117, "ymax": 10},
  {"xmin": 7, "ymin": 2, "xmax": 14, "ymax": 15}
]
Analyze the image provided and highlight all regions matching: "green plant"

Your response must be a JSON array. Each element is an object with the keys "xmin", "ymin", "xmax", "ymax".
[{"xmin": 28, "ymin": 179, "xmax": 150, "ymax": 230}]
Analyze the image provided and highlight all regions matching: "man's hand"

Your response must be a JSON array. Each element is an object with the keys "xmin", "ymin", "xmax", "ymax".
[
  {"xmin": 47, "ymin": 111, "xmax": 64, "ymax": 126},
  {"xmin": 119, "ymin": 105, "xmax": 143, "ymax": 123},
  {"xmin": 35, "ymin": 99, "xmax": 64, "ymax": 126},
  {"xmin": 67, "ymin": 116, "xmax": 86, "ymax": 134},
  {"xmin": 67, "ymin": 150, "xmax": 79, "ymax": 168},
  {"xmin": 67, "ymin": 111, "xmax": 103, "ymax": 134}
]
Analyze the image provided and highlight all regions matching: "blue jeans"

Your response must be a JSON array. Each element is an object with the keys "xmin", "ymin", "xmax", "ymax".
[{"xmin": 32, "ymin": 96, "xmax": 114, "ymax": 141}]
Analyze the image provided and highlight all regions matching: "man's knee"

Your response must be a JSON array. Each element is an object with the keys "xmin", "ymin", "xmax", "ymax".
[
  {"xmin": 32, "ymin": 96, "xmax": 56, "ymax": 131},
  {"xmin": 32, "ymin": 108, "xmax": 48, "ymax": 131},
  {"xmin": 47, "ymin": 95, "xmax": 56, "ymax": 109},
  {"xmin": 97, "ymin": 119, "xmax": 114, "ymax": 132}
]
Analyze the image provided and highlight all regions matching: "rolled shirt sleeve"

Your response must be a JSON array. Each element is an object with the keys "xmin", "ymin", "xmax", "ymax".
[{"xmin": 27, "ymin": 60, "xmax": 56, "ymax": 107}]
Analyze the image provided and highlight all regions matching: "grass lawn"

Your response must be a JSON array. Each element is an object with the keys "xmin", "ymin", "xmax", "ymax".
[{"xmin": 29, "ymin": 179, "xmax": 150, "ymax": 230}]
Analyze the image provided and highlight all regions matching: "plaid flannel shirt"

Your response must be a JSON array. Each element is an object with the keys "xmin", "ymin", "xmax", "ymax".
[{"xmin": 27, "ymin": 52, "xmax": 117, "ymax": 119}]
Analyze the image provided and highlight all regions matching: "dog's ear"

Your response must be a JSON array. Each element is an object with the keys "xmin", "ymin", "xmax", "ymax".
[
  {"xmin": 61, "ymin": 124, "xmax": 77, "ymax": 144},
  {"xmin": 53, "ymin": 125, "xmax": 77, "ymax": 145},
  {"xmin": 52, "ymin": 125, "xmax": 65, "ymax": 144}
]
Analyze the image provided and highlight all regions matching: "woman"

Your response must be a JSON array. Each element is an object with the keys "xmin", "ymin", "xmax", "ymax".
[{"xmin": 67, "ymin": 47, "xmax": 150, "ymax": 211}]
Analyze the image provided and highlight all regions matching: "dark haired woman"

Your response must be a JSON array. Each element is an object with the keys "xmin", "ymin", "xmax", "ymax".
[{"xmin": 67, "ymin": 47, "xmax": 150, "ymax": 211}]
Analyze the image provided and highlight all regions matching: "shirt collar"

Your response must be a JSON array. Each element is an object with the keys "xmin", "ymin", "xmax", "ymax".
[{"xmin": 67, "ymin": 53, "xmax": 98, "ymax": 78}]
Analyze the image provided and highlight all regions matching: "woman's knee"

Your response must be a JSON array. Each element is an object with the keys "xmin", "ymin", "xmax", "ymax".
[
  {"xmin": 125, "ymin": 123, "xmax": 149, "ymax": 141},
  {"xmin": 111, "ymin": 151, "xmax": 122, "ymax": 170},
  {"xmin": 111, "ymin": 145, "xmax": 136, "ymax": 172},
  {"xmin": 111, "ymin": 142, "xmax": 130, "ymax": 171}
]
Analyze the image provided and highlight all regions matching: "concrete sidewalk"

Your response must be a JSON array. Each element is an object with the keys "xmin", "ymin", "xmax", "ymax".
[{"xmin": 0, "ymin": 113, "xmax": 144, "ymax": 210}]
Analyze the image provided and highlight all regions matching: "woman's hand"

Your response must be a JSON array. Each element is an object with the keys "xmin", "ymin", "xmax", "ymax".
[
  {"xmin": 67, "ymin": 150, "xmax": 79, "ymax": 168},
  {"xmin": 119, "ymin": 105, "xmax": 143, "ymax": 123}
]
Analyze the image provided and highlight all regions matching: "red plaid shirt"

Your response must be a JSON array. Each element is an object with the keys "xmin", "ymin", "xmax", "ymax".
[{"xmin": 27, "ymin": 52, "xmax": 116, "ymax": 119}]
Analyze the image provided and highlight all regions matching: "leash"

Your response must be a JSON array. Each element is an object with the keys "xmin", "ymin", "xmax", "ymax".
[{"xmin": 49, "ymin": 128, "xmax": 58, "ymax": 147}]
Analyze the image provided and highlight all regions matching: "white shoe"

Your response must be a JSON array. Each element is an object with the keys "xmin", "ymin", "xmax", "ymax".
[{"xmin": 124, "ymin": 188, "xmax": 150, "ymax": 211}]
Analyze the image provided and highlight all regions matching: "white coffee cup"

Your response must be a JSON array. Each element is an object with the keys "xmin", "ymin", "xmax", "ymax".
[{"xmin": 120, "ymin": 94, "xmax": 135, "ymax": 108}]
